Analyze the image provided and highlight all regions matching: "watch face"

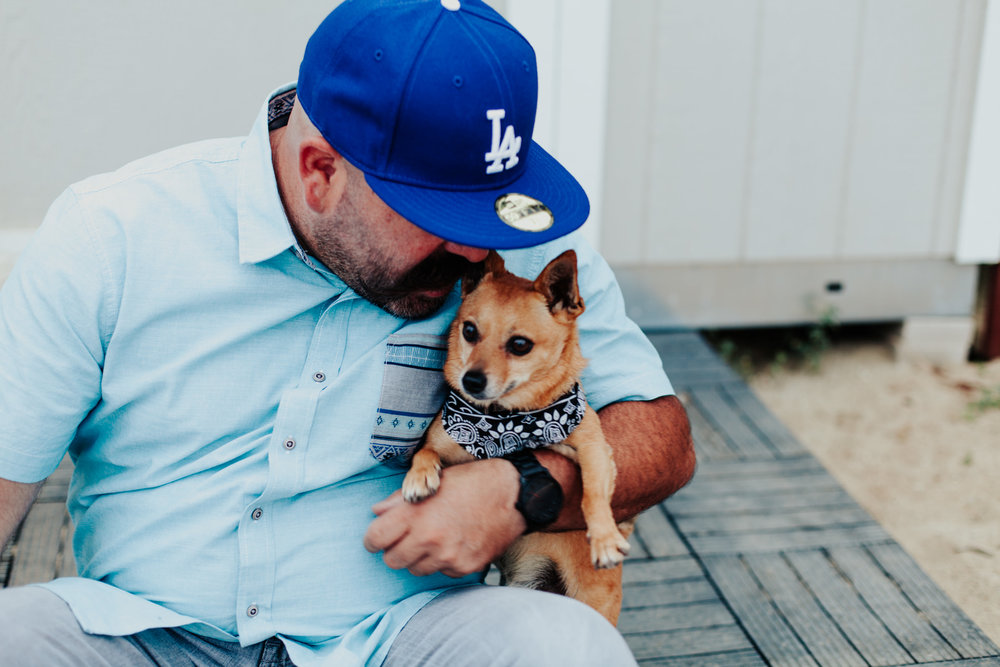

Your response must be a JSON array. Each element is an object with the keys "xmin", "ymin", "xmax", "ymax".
[{"xmin": 521, "ymin": 475, "xmax": 563, "ymax": 525}]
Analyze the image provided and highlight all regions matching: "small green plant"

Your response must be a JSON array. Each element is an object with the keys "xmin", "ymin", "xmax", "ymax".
[
  {"xmin": 965, "ymin": 384, "xmax": 1000, "ymax": 419},
  {"xmin": 795, "ymin": 306, "xmax": 839, "ymax": 372},
  {"xmin": 705, "ymin": 306, "xmax": 841, "ymax": 378},
  {"xmin": 769, "ymin": 306, "xmax": 840, "ymax": 375}
]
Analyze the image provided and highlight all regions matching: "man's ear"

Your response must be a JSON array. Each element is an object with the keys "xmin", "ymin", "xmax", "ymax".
[
  {"xmin": 533, "ymin": 250, "xmax": 584, "ymax": 319},
  {"xmin": 300, "ymin": 138, "xmax": 346, "ymax": 213},
  {"xmin": 461, "ymin": 250, "xmax": 506, "ymax": 297}
]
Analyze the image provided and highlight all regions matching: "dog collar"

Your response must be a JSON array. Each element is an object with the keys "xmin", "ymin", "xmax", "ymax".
[{"xmin": 442, "ymin": 383, "xmax": 586, "ymax": 459}]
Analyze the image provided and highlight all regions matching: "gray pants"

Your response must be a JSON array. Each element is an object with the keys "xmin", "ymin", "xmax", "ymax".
[{"xmin": 0, "ymin": 585, "xmax": 637, "ymax": 666}]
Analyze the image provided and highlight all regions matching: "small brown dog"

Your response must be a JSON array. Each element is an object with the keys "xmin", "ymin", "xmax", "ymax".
[{"xmin": 402, "ymin": 249, "xmax": 633, "ymax": 624}]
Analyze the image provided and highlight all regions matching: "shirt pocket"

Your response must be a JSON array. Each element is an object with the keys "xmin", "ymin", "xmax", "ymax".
[{"xmin": 369, "ymin": 333, "xmax": 449, "ymax": 465}]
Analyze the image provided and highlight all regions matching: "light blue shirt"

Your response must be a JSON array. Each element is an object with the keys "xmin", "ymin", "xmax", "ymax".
[{"xmin": 0, "ymin": 84, "xmax": 672, "ymax": 666}]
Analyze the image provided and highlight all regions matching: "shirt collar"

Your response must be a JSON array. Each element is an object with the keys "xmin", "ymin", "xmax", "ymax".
[{"xmin": 237, "ymin": 83, "xmax": 299, "ymax": 265}]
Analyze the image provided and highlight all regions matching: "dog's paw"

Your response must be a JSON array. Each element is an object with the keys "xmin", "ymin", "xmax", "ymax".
[
  {"xmin": 588, "ymin": 529, "xmax": 631, "ymax": 569},
  {"xmin": 401, "ymin": 466, "xmax": 441, "ymax": 503}
]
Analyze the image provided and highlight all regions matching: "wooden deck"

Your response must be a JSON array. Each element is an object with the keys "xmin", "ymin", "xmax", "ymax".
[{"xmin": 3, "ymin": 330, "xmax": 999, "ymax": 665}]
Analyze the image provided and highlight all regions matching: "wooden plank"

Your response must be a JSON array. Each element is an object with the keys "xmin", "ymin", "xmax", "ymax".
[
  {"xmin": 635, "ymin": 506, "xmax": 689, "ymax": 558},
  {"xmin": 55, "ymin": 518, "xmax": 77, "ymax": 579},
  {"xmin": 689, "ymin": 524, "xmax": 891, "ymax": 556},
  {"xmin": 645, "ymin": 331, "xmax": 718, "ymax": 357},
  {"xmin": 668, "ymin": 487, "xmax": 859, "ymax": 516},
  {"xmin": 671, "ymin": 373, "xmax": 745, "ymax": 391},
  {"xmin": 689, "ymin": 386, "xmax": 776, "ymax": 458},
  {"xmin": 683, "ymin": 397, "xmax": 740, "ymax": 461},
  {"xmin": 830, "ymin": 546, "xmax": 961, "ymax": 663},
  {"xmin": 8, "ymin": 502, "xmax": 68, "ymax": 587},
  {"xmin": 868, "ymin": 543, "xmax": 1000, "ymax": 659},
  {"xmin": 693, "ymin": 455, "xmax": 826, "ymax": 480},
  {"xmin": 723, "ymin": 383, "xmax": 806, "ymax": 456},
  {"xmin": 622, "ymin": 578, "xmax": 719, "ymax": 610},
  {"xmin": 744, "ymin": 553, "xmax": 867, "ymax": 667},
  {"xmin": 619, "ymin": 599, "xmax": 736, "ymax": 635},
  {"xmin": 675, "ymin": 507, "xmax": 873, "ymax": 536},
  {"xmin": 626, "ymin": 625, "xmax": 756, "ymax": 662},
  {"xmin": 629, "ymin": 531, "xmax": 652, "ymax": 560},
  {"xmin": 0, "ymin": 541, "xmax": 12, "ymax": 587},
  {"xmin": 674, "ymin": 469, "xmax": 842, "ymax": 498},
  {"xmin": 623, "ymin": 556, "xmax": 704, "ymax": 585},
  {"xmin": 638, "ymin": 648, "xmax": 766, "ymax": 666},
  {"xmin": 911, "ymin": 659, "xmax": 1000, "ymax": 667},
  {"xmin": 702, "ymin": 555, "xmax": 818, "ymax": 666},
  {"xmin": 785, "ymin": 550, "xmax": 913, "ymax": 667}
]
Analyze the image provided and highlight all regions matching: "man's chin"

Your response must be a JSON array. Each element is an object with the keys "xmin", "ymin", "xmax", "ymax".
[{"xmin": 380, "ymin": 291, "xmax": 452, "ymax": 320}]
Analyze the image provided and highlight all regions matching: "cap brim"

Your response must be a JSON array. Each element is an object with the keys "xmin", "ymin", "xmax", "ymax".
[{"xmin": 362, "ymin": 142, "xmax": 590, "ymax": 250}]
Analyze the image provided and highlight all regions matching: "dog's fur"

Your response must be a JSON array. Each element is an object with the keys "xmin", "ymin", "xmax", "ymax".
[{"xmin": 402, "ymin": 249, "xmax": 633, "ymax": 625}]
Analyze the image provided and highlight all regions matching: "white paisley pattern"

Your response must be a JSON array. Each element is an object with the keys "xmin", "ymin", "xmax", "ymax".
[{"xmin": 442, "ymin": 384, "xmax": 586, "ymax": 459}]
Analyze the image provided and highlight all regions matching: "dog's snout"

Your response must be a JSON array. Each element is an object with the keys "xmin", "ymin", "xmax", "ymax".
[{"xmin": 461, "ymin": 370, "xmax": 488, "ymax": 396}]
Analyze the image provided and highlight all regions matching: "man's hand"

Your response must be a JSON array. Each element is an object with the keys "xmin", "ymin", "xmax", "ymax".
[
  {"xmin": 364, "ymin": 395, "xmax": 694, "ymax": 578},
  {"xmin": 364, "ymin": 458, "xmax": 526, "ymax": 578}
]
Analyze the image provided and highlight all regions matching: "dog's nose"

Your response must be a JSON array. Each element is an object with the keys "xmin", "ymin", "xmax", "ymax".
[{"xmin": 462, "ymin": 370, "xmax": 488, "ymax": 396}]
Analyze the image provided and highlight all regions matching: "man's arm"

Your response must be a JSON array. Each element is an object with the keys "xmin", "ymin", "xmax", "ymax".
[
  {"xmin": 363, "ymin": 395, "xmax": 694, "ymax": 576},
  {"xmin": 539, "ymin": 394, "xmax": 694, "ymax": 530},
  {"xmin": 0, "ymin": 478, "xmax": 43, "ymax": 554}
]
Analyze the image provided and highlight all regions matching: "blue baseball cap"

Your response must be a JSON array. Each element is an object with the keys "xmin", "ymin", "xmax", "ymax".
[{"xmin": 297, "ymin": 0, "xmax": 589, "ymax": 250}]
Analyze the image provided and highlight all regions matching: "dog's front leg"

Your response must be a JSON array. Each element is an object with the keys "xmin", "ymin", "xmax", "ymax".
[
  {"xmin": 402, "ymin": 413, "xmax": 475, "ymax": 503},
  {"xmin": 567, "ymin": 408, "xmax": 631, "ymax": 569}
]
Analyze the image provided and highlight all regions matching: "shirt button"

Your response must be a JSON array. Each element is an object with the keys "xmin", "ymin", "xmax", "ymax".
[
  {"xmin": 247, "ymin": 604, "xmax": 259, "ymax": 618},
  {"xmin": 251, "ymin": 508, "xmax": 263, "ymax": 520},
  {"xmin": 313, "ymin": 371, "xmax": 326, "ymax": 383},
  {"xmin": 283, "ymin": 438, "xmax": 296, "ymax": 451}
]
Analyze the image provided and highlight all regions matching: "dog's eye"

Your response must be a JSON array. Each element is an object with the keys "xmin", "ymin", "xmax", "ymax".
[
  {"xmin": 506, "ymin": 336, "xmax": 534, "ymax": 356},
  {"xmin": 462, "ymin": 321, "xmax": 479, "ymax": 343}
]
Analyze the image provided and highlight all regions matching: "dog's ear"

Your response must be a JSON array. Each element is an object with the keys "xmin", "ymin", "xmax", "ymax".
[
  {"xmin": 534, "ymin": 250, "xmax": 584, "ymax": 319},
  {"xmin": 461, "ymin": 250, "xmax": 506, "ymax": 297}
]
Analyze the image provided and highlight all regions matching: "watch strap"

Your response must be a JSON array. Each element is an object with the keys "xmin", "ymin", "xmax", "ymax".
[{"xmin": 503, "ymin": 449, "xmax": 564, "ymax": 532}]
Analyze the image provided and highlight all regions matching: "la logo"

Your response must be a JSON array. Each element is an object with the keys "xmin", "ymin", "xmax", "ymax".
[{"xmin": 484, "ymin": 109, "xmax": 521, "ymax": 174}]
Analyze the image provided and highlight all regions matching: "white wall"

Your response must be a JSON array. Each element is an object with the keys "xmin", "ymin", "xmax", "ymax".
[
  {"xmin": 958, "ymin": 0, "xmax": 1000, "ymax": 263},
  {"xmin": 0, "ymin": 0, "xmax": 336, "ymax": 231},
  {"xmin": 602, "ymin": 0, "xmax": 989, "ymax": 266},
  {"xmin": 3, "ymin": 0, "xmax": 997, "ymax": 325}
]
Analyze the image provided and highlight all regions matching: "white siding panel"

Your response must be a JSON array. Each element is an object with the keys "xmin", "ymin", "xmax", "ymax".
[
  {"xmin": 957, "ymin": 0, "xmax": 1000, "ymax": 264},
  {"xmin": 841, "ymin": 0, "xmax": 962, "ymax": 258},
  {"xmin": 506, "ymin": 0, "xmax": 611, "ymax": 250},
  {"xmin": 645, "ymin": 0, "xmax": 760, "ymax": 264},
  {"xmin": 937, "ymin": 0, "xmax": 987, "ymax": 258},
  {"xmin": 601, "ymin": 0, "xmax": 657, "ymax": 264},
  {"xmin": 743, "ymin": 0, "xmax": 862, "ymax": 261}
]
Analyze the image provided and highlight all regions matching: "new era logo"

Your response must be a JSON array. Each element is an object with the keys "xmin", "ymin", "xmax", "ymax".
[{"xmin": 484, "ymin": 109, "xmax": 521, "ymax": 174}]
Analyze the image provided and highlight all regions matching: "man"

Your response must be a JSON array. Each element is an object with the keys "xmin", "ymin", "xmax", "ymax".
[{"xmin": 0, "ymin": 0, "xmax": 694, "ymax": 664}]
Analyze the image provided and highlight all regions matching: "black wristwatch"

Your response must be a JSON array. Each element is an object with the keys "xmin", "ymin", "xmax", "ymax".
[{"xmin": 503, "ymin": 450, "xmax": 564, "ymax": 532}]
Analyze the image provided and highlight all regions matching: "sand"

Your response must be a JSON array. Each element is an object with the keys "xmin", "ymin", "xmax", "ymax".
[{"xmin": 747, "ymin": 333, "xmax": 1000, "ymax": 644}]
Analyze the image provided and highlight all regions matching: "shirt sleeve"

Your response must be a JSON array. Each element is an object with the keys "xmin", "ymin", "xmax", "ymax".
[
  {"xmin": 502, "ymin": 232, "xmax": 674, "ymax": 411},
  {"xmin": 0, "ymin": 188, "xmax": 115, "ymax": 483}
]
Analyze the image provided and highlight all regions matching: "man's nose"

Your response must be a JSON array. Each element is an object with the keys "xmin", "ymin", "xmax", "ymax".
[{"xmin": 443, "ymin": 242, "xmax": 489, "ymax": 264}]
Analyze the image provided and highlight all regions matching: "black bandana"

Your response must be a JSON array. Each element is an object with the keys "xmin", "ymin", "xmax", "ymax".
[{"xmin": 442, "ymin": 384, "xmax": 586, "ymax": 459}]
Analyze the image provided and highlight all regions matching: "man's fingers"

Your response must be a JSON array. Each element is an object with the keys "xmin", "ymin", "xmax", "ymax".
[
  {"xmin": 363, "ymin": 509, "xmax": 408, "ymax": 553},
  {"xmin": 371, "ymin": 490, "xmax": 404, "ymax": 516}
]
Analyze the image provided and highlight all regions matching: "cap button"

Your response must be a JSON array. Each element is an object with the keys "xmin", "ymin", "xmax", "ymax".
[{"xmin": 441, "ymin": 0, "xmax": 460, "ymax": 10}]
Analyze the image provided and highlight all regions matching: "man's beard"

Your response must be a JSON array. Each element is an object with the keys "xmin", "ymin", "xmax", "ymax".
[
  {"xmin": 349, "ymin": 248, "xmax": 479, "ymax": 319},
  {"xmin": 294, "ymin": 170, "xmax": 483, "ymax": 319}
]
